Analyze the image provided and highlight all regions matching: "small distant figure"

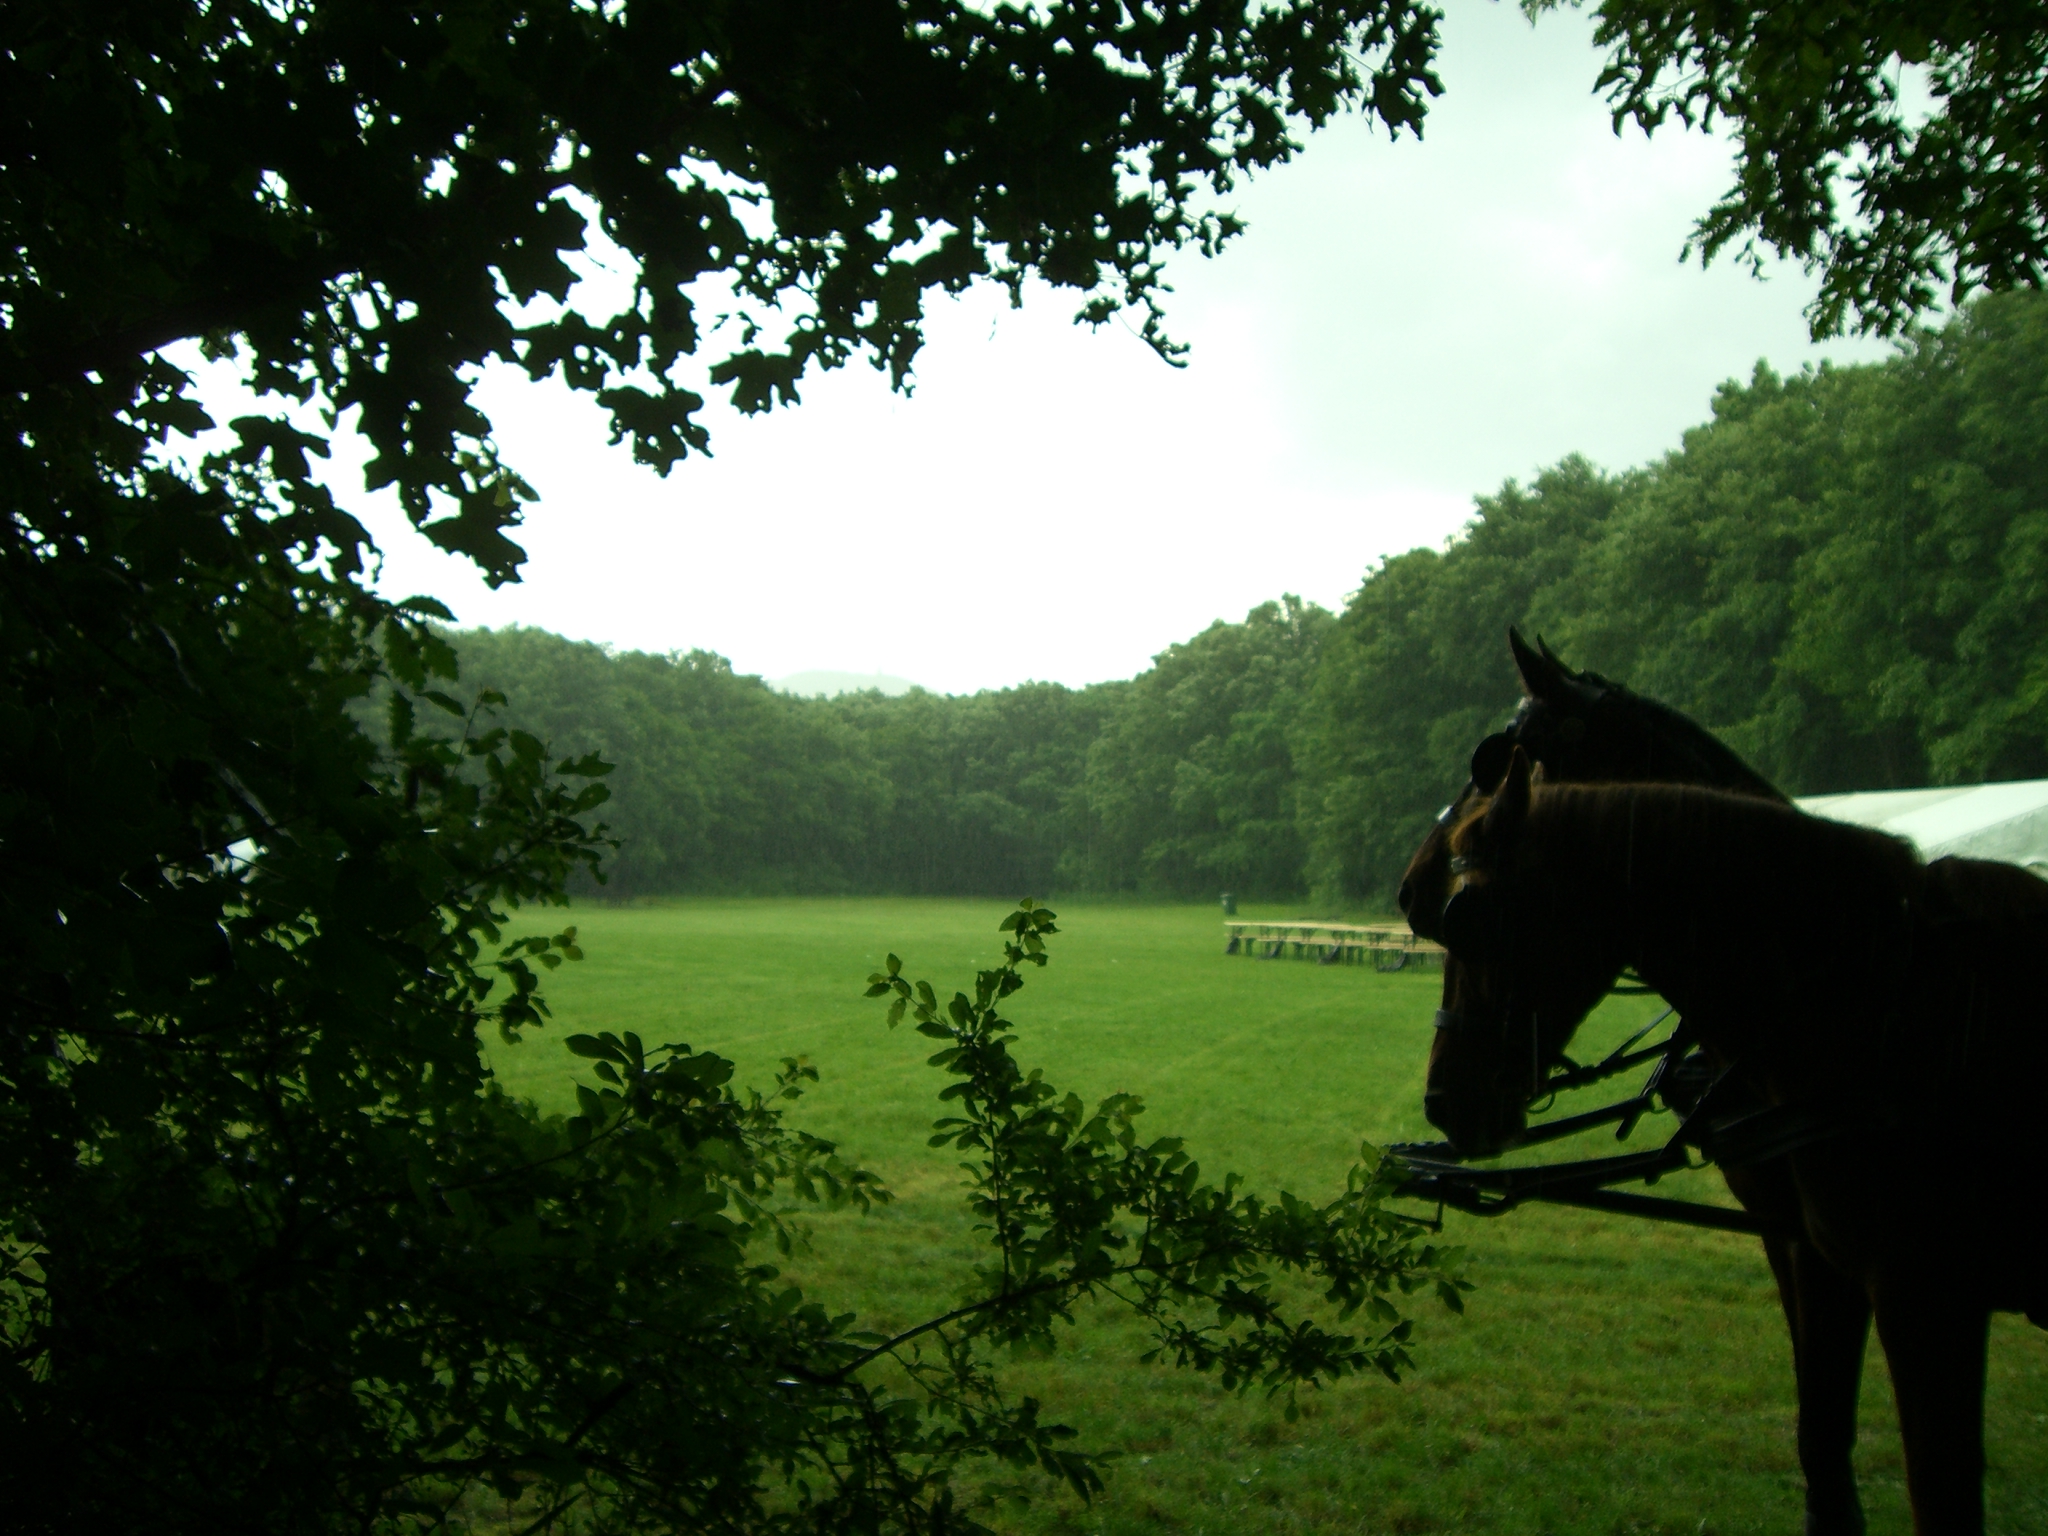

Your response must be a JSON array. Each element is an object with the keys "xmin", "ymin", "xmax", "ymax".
[{"xmin": 1220, "ymin": 891, "xmax": 1237, "ymax": 916}]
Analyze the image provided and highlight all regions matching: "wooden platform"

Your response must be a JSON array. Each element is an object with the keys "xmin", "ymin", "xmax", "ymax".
[{"xmin": 1224, "ymin": 919, "xmax": 1445, "ymax": 970}]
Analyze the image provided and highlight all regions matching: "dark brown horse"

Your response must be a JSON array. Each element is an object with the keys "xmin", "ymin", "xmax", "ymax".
[
  {"xmin": 1430, "ymin": 749, "xmax": 2048, "ymax": 1535},
  {"xmin": 1402, "ymin": 634, "xmax": 1874, "ymax": 1536}
]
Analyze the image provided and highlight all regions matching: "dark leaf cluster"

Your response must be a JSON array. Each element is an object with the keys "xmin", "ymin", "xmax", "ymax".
[
  {"xmin": 0, "ymin": 2, "xmax": 1469, "ymax": 1527},
  {"xmin": 1549, "ymin": 0, "xmax": 2048, "ymax": 336},
  {"xmin": 6, "ymin": 0, "xmax": 1443, "ymax": 582}
]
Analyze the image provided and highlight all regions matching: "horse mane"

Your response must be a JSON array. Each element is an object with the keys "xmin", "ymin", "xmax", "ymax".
[
  {"xmin": 1512, "ymin": 673, "xmax": 1785, "ymax": 804},
  {"xmin": 1598, "ymin": 688, "xmax": 1784, "ymax": 802},
  {"xmin": 1526, "ymin": 782, "xmax": 1922, "ymax": 917},
  {"xmin": 1503, "ymin": 782, "xmax": 2048, "ymax": 1137}
]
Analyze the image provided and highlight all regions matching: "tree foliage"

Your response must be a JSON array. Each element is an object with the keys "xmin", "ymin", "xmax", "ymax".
[
  {"xmin": 450, "ymin": 629, "xmax": 893, "ymax": 895},
  {"xmin": 1072, "ymin": 596, "xmax": 1331, "ymax": 896},
  {"xmin": 446, "ymin": 598, "xmax": 1333, "ymax": 900},
  {"xmin": 1302, "ymin": 290, "xmax": 2048, "ymax": 900},
  {"xmin": 2, "ymin": 1, "xmax": 1468, "ymax": 1527},
  {"xmin": 1549, "ymin": 0, "xmax": 2048, "ymax": 337},
  {"xmin": 6, "ymin": 0, "xmax": 1443, "ymax": 580},
  {"xmin": 863, "ymin": 903, "xmax": 1468, "ymax": 1419},
  {"xmin": 440, "ymin": 296, "xmax": 2048, "ymax": 908},
  {"xmin": 1546, "ymin": 291, "xmax": 2048, "ymax": 788},
  {"xmin": 1295, "ymin": 461, "xmax": 1625, "ymax": 900},
  {"xmin": 12, "ymin": 0, "xmax": 2046, "ymax": 1521},
  {"xmin": 832, "ymin": 683, "xmax": 1123, "ymax": 897}
]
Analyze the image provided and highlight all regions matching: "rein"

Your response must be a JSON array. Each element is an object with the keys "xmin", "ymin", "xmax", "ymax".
[
  {"xmin": 1429, "ymin": 997, "xmax": 1691, "ymax": 1148},
  {"xmin": 1544, "ymin": 997, "xmax": 1675, "ymax": 1093},
  {"xmin": 1399, "ymin": 989, "xmax": 1839, "ymax": 1236}
]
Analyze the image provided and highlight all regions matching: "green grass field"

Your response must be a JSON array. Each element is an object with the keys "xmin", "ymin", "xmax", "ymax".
[{"xmin": 487, "ymin": 898, "xmax": 2048, "ymax": 1535}]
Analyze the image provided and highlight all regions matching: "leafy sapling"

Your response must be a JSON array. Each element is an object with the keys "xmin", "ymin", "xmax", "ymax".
[{"xmin": 865, "ymin": 900, "xmax": 1471, "ymax": 1424}]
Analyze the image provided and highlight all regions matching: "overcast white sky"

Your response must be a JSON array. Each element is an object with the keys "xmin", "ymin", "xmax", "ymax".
[{"xmin": 190, "ymin": 0, "xmax": 1892, "ymax": 695}]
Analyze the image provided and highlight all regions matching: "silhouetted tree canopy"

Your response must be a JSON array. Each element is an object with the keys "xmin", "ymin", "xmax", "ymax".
[
  {"xmin": 6, "ymin": 0, "xmax": 1442, "ymax": 577},
  {"xmin": 0, "ymin": 3, "xmax": 1466, "ymax": 1530},
  {"xmin": 1551, "ymin": 0, "xmax": 2048, "ymax": 336}
]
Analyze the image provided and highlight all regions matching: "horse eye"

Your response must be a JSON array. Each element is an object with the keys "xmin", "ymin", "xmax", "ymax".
[{"xmin": 1469, "ymin": 733, "xmax": 1513, "ymax": 790}]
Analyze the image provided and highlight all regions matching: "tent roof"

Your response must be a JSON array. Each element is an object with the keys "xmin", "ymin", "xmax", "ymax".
[{"xmin": 1796, "ymin": 779, "xmax": 2048, "ymax": 873}]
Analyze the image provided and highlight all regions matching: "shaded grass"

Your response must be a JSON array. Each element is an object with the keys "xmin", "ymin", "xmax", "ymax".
[{"xmin": 488, "ymin": 897, "xmax": 2048, "ymax": 1535}]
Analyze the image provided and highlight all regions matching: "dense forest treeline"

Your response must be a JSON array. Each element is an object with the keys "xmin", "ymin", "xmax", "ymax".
[{"xmin": 458, "ymin": 292, "xmax": 2048, "ymax": 903}]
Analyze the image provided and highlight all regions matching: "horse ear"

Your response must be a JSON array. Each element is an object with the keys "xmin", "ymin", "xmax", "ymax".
[
  {"xmin": 1484, "ymin": 744, "xmax": 1533, "ymax": 841},
  {"xmin": 1507, "ymin": 627, "xmax": 1558, "ymax": 699},
  {"xmin": 1517, "ymin": 630, "xmax": 1604, "ymax": 711}
]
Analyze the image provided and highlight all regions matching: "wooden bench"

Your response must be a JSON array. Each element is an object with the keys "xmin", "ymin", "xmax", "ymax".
[{"xmin": 1223, "ymin": 919, "xmax": 1444, "ymax": 970}]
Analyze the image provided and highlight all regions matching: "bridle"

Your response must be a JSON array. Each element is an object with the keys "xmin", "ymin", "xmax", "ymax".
[
  {"xmin": 1443, "ymin": 674, "xmax": 1665, "ymax": 829},
  {"xmin": 1431, "ymin": 986, "xmax": 1549, "ymax": 1111},
  {"xmin": 1431, "ymin": 790, "xmax": 1544, "ymax": 1107},
  {"xmin": 1397, "ymin": 661, "xmax": 1835, "ymax": 1234},
  {"xmin": 1430, "ymin": 686, "xmax": 1673, "ymax": 1116},
  {"xmin": 1432, "ymin": 791, "xmax": 1674, "ymax": 1124}
]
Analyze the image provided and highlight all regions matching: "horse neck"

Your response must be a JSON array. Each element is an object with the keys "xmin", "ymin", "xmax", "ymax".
[
  {"xmin": 1511, "ymin": 685, "xmax": 1779, "ymax": 802},
  {"xmin": 1523, "ymin": 787, "xmax": 1779, "ymax": 1011},
  {"xmin": 1526, "ymin": 786, "xmax": 1914, "ymax": 1066},
  {"xmin": 1593, "ymin": 697, "xmax": 1783, "ymax": 801}
]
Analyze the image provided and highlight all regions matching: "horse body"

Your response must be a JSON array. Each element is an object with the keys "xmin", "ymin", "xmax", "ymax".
[
  {"xmin": 1439, "ymin": 762, "xmax": 2048, "ymax": 1533},
  {"xmin": 1404, "ymin": 634, "xmax": 1875, "ymax": 1536}
]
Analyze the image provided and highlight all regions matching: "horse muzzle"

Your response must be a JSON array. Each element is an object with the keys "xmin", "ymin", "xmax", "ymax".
[{"xmin": 1421, "ymin": 1084, "xmax": 1526, "ymax": 1159}]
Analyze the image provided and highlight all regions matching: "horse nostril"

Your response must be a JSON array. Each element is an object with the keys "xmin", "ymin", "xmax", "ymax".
[{"xmin": 1397, "ymin": 878, "xmax": 1415, "ymax": 914}]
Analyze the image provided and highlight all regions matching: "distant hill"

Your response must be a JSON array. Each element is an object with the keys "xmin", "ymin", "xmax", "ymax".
[{"xmin": 771, "ymin": 670, "xmax": 920, "ymax": 698}]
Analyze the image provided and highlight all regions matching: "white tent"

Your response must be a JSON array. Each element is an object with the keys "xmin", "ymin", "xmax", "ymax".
[{"xmin": 1796, "ymin": 779, "xmax": 2048, "ymax": 875}]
